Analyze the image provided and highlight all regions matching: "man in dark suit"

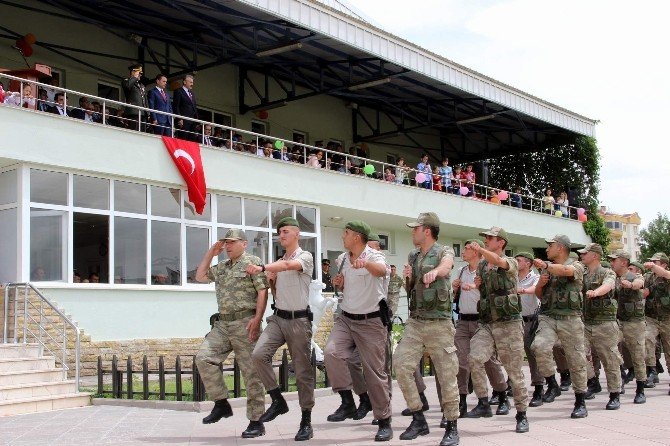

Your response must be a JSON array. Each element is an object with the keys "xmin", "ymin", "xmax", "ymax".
[
  {"xmin": 121, "ymin": 63, "xmax": 148, "ymax": 131},
  {"xmin": 172, "ymin": 74, "xmax": 198, "ymax": 141},
  {"xmin": 69, "ymin": 97, "xmax": 91, "ymax": 120},
  {"xmin": 147, "ymin": 73, "xmax": 173, "ymax": 136},
  {"xmin": 50, "ymin": 92, "xmax": 68, "ymax": 116}
]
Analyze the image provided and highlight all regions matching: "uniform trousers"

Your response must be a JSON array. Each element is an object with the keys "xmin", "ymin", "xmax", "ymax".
[
  {"xmin": 645, "ymin": 316, "xmax": 670, "ymax": 371},
  {"xmin": 196, "ymin": 317, "xmax": 265, "ymax": 421},
  {"xmin": 456, "ymin": 318, "xmax": 508, "ymax": 393},
  {"xmin": 619, "ymin": 319, "xmax": 647, "ymax": 381},
  {"xmin": 584, "ymin": 321, "xmax": 623, "ymax": 392},
  {"xmin": 522, "ymin": 319, "xmax": 544, "ymax": 386}
]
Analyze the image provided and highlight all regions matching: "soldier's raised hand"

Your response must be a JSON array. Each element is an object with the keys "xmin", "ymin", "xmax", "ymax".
[
  {"xmin": 209, "ymin": 241, "xmax": 224, "ymax": 256},
  {"xmin": 403, "ymin": 263, "xmax": 412, "ymax": 279}
]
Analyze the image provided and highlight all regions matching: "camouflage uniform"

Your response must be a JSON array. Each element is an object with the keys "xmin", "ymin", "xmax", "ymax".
[
  {"xmin": 531, "ymin": 258, "xmax": 588, "ymax": 393},
  {"xmin": 616, "ymin": 271, "xmax": 647, "ymax": 381},
  {"xmin": 195, "ymin": 252, "xmax": 269, "ymax": 421},
  {"xmin": 582, "ymin": 265, "xmax": 621, "ymax": 392},
  {"xmin": 644, "ymin": 270, "xmax": 670, "ymax": 371},
  {"xmin": 387, "ymin": 273, "xmax": 404, "ymax": 316},
  {"xmin": 394, "ymin": 243, "xmax": 460, "ymax": 421},
  {"xmin": 468, "ymin": 255, "xmax": 528, "ymax": 412}
]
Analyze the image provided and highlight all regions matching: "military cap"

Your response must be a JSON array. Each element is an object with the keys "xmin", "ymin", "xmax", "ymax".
[
  {"xmin": 577, "ymin": 243, "xmax": 604, "ymax": 256},
  {"xmin": 601, "ymin": 260, "xmax": 612, "ymax": 268},
  {"xmin": 406, "ymin": 212, "xmax": 440, "ymax": 228},
  {"xmin": 128, "ymin": 63, "xmax": 142, "ymax": 72},
  {"xmin": 479, "ymin": 226, "xmax": 509, "ymax": 242},
  {"xmin": 607, "ymin": 249, "xmax": 631, "ymax": 260},
  {"xmin": 322, "ymin": 258, "xmax": 330, "ymax": 265},
  {"xmin": 648, "ymin": 252, "xmax": 669, "ymax": 263},
  {"xmin": 345, "ymin": 220, "xmax": 371, "ymax": 237},
  {"xmin": 515, "ymin": 251, "xmax": 535, "ymax": 261},
  {"xmin": 545, "ymin": 234, "xmax": 571, "ymax": 250},
  {"xmin": 465, "ymin": 239, "xmax": 484, "ymax": 248},
  {"xmin": 276, "ymin": 216, "xmax": 300, "ymax": 233},
  {"xmin": 630, "ymin": 261, "xmax": 645, "ymax": 271},
  {"xmin": 569, "ymin": 252, "xmax": 578, "ymax": 259},
  {"xmin": 220, "ymin": 228, "xmax": 247, "ymax": 241},
  {"xmin": 367, "ymin": 232, "xmax": 381, "ymax": 242}
]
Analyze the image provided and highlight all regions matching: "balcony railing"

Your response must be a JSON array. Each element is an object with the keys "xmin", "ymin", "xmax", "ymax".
[{"xmin": 1, "ymin": 72, "xmax": 584, "ymax": 220}]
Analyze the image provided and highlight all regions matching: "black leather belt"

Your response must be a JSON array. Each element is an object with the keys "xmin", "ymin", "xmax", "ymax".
[
  {"xmin": 275, "ymin": 308, "xmax": 310, "ymax": 320},
  {"xmin": 459, "ymin": 314, "xmax": 479, "ymax": 321},
  {"xmin": 342, "ymin": 310, "xmax": 381, "ymax": 320}
]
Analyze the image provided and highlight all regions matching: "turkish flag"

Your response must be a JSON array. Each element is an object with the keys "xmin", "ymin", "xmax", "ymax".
[{"xmin": 162, "ymin": 136, "xmax": 207, "ymax": 214}]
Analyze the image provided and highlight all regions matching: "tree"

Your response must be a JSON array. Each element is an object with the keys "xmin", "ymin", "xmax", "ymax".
[{"xmin": 639, "ymin": 213, "xmax": 670, "ymax": 259}]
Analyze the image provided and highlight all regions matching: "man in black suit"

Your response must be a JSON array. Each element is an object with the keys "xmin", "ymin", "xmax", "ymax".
[
  {"xmin": 50, "ymin": 92, "xmax": 68, "ymax": 116},
  {"xmin": 172, "ymin": 74, "xmax": 198, "ymax": 141},
  {"xmin": 147, "ymin": 73, "xmax": 173, "ymax": 136},
  {"xmin": 121, "ymin": 63, "xmax": 148, "ymax": 131},
  {"xmin": 70, "ymin": 97, "xmax": 91, "ymax": 120}
]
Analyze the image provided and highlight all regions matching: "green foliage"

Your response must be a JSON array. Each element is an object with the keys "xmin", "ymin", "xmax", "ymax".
[
  {"xmin": 583, "ymin": 213, "xmax": 611, "ymax": 253},
  {"xmin": 639, "ymin": 213, "xmax": 670, "ymax": 259}
]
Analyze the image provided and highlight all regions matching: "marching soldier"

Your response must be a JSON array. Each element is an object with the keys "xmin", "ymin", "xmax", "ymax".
[
  {"xmin": 642, "ymin": 252, "xmax": 670, "ymax": 390},
  {"xmin": 466, "ymin": 227, "xmax": 529, "ymax": 433},
  {"xmin": 531, "ymin": 235, "xmax": 589, "ymax": 418},
  {"xmin": 194, "ymin": 229, "xmax": 269, "ymax": 438},
  {"xmin": 608, "ymin": 249, "xmax": 647, "ymax": 403}
]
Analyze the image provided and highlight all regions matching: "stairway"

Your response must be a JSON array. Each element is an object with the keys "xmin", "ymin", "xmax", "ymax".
[{"xmin": 0, "ymin": 343, "xmax": 91, "ymax": 416}]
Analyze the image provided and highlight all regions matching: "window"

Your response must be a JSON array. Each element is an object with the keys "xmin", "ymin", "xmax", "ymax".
[
  {"xmin": 0, "ymin": 208, "xmax": 18, "ymax": 282},
  {"xmin": 251, "ymin": 120, "xmax": 267, "ymax": 135},
  {"xmin": 114, "ymin": 217, "xmax": 146, "ymax": 284},
  {"xmin": 184, "ymin": 193, "xmax": 211, "ymax": 222},
  {"xmin": 31, "ymin": 170, "xmax": 67, "ymax": 205},
  {"xmin": 245, "ymin": 199, "xmax": 268, "ymax": 228},
  {"xmin": 605, "ymin": 221, "xmax": 622, "ymax": 230},
  {"xmin": 298, "ymin": 236, "xmax": 317, "ymax": 279},
  {"xmin": 452, "ymin": 243, "xmax": 461, "ymax": 258},
  {"xmin": 151, "ymin": 221, "xmax": 180, "ymax": 285},
  {"xmin": 186, "ymin": 226, "xmax": 210, "ymax": 283},
  {"xmin": 73, "ymin": 213, "xmax": 109, "ymax": 283},
  {"xmin": 151, "ymin": 186, "xmax": 181, "ymax": 218},
  {"xmin": 386, "ymin": 154, "xmax": 397, "ymax": 165},
  {"xmin": 98, "ymin": 81, "xmax": 120, "ymax": 101},
  {"xmin": 30, "ymin": 209, "xmax": 67, "ymax": 282},
  {"xmin": 378, "ymin": 234, "xmax": 389, "ymax": 251},
  {"xmin": 214, "ymin": 112, "xmax": 233, "ymax": 128},
  {"xmin": 115, "ymin": 182, "xmax": 147, "ymax": 214},
  {"xmin": 293, "ymin": 131, "xmax": 307, "ymax": 144},
  {"xmin": 296, "ymin": 206, "xmax": 316, "ymax": 233},
  {"xmin": 0, "ymin": 170, "xmax": 17, "ymax": 205},
  {"xmin": 246, "ymin": 230, "xmax": 270, "ymax": 264},
  {"xmin": 271, "ymin": 202, "xmax": 293, "ymax": 227},
  {"xmin": 217, "ymin": 195, "xmax": 242, "ymax": 225},
  {"xmin": 74, "ymin": 175, "xmax": 109, "ymax": 209}
]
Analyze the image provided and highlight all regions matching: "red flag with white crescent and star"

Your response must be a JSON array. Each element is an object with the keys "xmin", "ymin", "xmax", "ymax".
[{"xmin": 162, "ymin": 136, "xmax": 207, "ymax": 214}]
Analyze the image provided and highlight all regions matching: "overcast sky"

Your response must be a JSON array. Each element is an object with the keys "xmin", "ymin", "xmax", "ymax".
[{"xmin": 350, "ymin": 0, "xmax": 668, "ymax": 227}]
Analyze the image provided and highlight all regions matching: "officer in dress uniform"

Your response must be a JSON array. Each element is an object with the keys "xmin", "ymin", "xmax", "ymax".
[{"xmin": 121, "ymin": 63, "xmax": 148, "ymax": 130}]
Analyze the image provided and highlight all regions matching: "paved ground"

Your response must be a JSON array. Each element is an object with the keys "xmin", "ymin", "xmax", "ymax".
[{"xmin": 1, "ymin": 371, "xmax": 670, "ymax": 446}]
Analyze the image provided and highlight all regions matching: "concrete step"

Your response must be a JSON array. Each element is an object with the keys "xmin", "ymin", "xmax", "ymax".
[
  {"xmin": 0, "ymin": 356, "xmax": 56, "ymax": 372},
  {"xmin": 0, "ymin": 392, "xmax": 91, "ymax": 416},
  {"xmin": 0, "ymin": 343, "xmax": 42, "ymax": 358},
  {"xmin": 0, "ymin": 368, "xmax": 65, "ymax": 386},
  {"xmin": 0, "ymin": 380, "xmax": 77, "ymax": 401}
]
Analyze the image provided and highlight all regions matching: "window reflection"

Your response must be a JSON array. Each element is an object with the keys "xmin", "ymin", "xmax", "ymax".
[
  {"xmin": 151, "ymin": 220, "xmax": 180, "ymax": 285},
  {"xmin": 30, "ymin": 208, "xmax": 67, "ymax": 281}
]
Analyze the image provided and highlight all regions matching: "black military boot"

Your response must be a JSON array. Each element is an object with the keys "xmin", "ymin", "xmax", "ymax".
[
  {"xmin": 559, "ymin": 371, "xmax": 572, "ymax": 391},
  {"xmin": 488, "ymin": 391, "xmax": 500, "ymax": 405},
  {"xmin": 515, "ymin": 411, "xmax": 529, "ymax": 433},
  {"xmin": 465, "ymin": 397, "xmax": 492, "ymax": 418},
  {"xmin": 605, "ymin": 392, "xmax": 620, "ymax": 410},
  {"xmin": 634, "ymin": 380, "xmax": 647, "ymax": 404},
  {"xmin": 440, "ymin": 420, "xmax": 459, "ymax": 446},
  {"xmin": 440, "ymin": 416, "xmax": 448, "ymax": 428},
  {"xmin": 496, "ymin": 391, "xmax": 510, "ymax": 415},
  {"xmin": 402, "ymin": 391, "xmax": 429, "ymax": 416},
  {"xmin": 353, "ymin": 392, "xmax": 372, "ymax": 420},
  {"xmin": 529, "ymin": 385, "xmax": 543, "ymax": 407},
  {"xmin": 327, "ymin": 390, "xmax": 357, "ymax": 422},
  {"xmin": 458, "ymin": 394, "xmax": 467, "ymax": 418},
  {"xmin": 241, "ymin": 420, "xmax": 265, "ymax": 438},
  {"xmin": 202, "ymin": 399, "xmax": 233, "ymax": 424},
  {"xmin": 625, "ymin": 367, "xmax": 635, "ymax": 384},
  {"xmin": 570, "ymin": 392, "xmax": 588, "ymax": 418},
  {"xmin": 584, "ymin": 377, "xmax": 602, "ymax": 400},
  {"xmin": 260, "ymin": 388, "xmax": 289, "ymax": 422},
  {"xmin": 542, "ymin": 376, "xmax": 561, "ymax": 403},
  {"xmin": 658, "ymin": 358, "xmax": 665, "ymax": 374},
  {"xmin": 374, "ymin": 417, "xmax": 393, "ymax": 442},
  {"xmin": 399, "ymin": 411, "xmax": 429, "ymax": 440},
  {"xmin": 294, "ymin": 410, "xmax": 313, "ymax": 441},
  {"xmin": 644, "ymin": 366, "xmax": 657, "ymax": 388}
]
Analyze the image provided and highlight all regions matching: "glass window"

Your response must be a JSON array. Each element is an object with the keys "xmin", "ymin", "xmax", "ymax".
[
  {"xmin": 0, "ymin": 170, "xmax": 17, "ymax": 205},
  {"xmin": 0, "ymin": 208, "xmax": 18, "ymax": 282},
  {"xmin": 246, "ymin": 230, "xmax": 269, "ymax": 263},
  {"xmin": 186, "ymin": 226, "xmax": 210, "ymax": 283},
  {"xmin": 30, "ymin": 208, "xmax": 67, "ymax": 281},
  {"xmin": 452, "ymin": 243, "xmax": 461, "ymax": 258},
  {"xmin": 151, "ymin": 220, "xmax": 180, "ymax": 285},
  {"xmin": 74, "ymin": 175, "xmax": 109, "ymax": 209},
  {"xmin": 217, "ymin": 195, "xmax": 242, "ymax": 225},
  {"xmin": 298, "ymin": 236, "xmax": 317, "ymax": 279},
  {"xmin": 296, "ymin": 206, "xmax": 316, "ymax": 233},
  {"xmin": 73, "ymin": 213, "xmax": 109, "ymax": 283},
  {"xmin": 30, "ymin": 170, "xmax": 67, "ymax": 205},
  {"xmin": 245, "ymin": 199, "xmax": 268, "ymax": 228},
  {"xmin": 115, "ymin": 181, "xmax": 146, "ymax": 214},
  {"xmin": 271, "ymin": 203, "xmax": 293, "ymax": 228},
  {"xmin": 151, "ymin": 186, "xmax": 181, "ymax": 218},
  {"xmin": 184, "ymin": 193, "xmax": 211, "ymax": 221},
  {"xmin": 114, "ymin": 217, "xmax": 146, "ymax": 284}
]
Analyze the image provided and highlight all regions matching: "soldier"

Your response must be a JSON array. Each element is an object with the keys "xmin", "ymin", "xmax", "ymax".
[
  {"xmin": 324, "ymin": 221, "xmax": 393, "ymax": 442},
  {"xmin": 455, "ymin": 240, "xmax": 508, "ymax": 417},
  {"xmin": 465, "ymin": 227, "xmax": 529, "ymax": 433},
  {"xmin": 121, "ymin": 63, "xmax": 148, "ymax": 130},
  {"xmin": 322, "ymin": 259, "xmax": 334, "ymax": 293},
  {"xmin": 577, "ymin": 244, "xmax": 620, "ymax": 409},
  {"xmin": 388, "ymin": 265, "xmax": 404, "ymax": 316},
  {"xmin": 194, "ymin": 229, "xmax": 269, "ymax": 438},
  {"xmin": 247, "ymin": 217, "xmax": 315, "ymax": 441},
  {"xmin": 642, "ymin": 252, "xmax": 670, "ymax": 390},
  {"xmin": 394, "ymin": 212, "xmax": 460, "ymax": 446},
  {"xmin": 608, "ymin": 249, "xmax": 647, "ymax": 403},
  {"xmin": 531, "ymin": 234, "xmax": 589, "ymax": 418},
  {"xmin": 515, "ymin": 252, "xmax": 543, "ymax": 407}
]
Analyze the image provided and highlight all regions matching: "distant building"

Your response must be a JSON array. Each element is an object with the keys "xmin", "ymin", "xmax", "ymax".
[{"xmin": 599, "ymin": 206, "xmax": 642, "ymax": 260}]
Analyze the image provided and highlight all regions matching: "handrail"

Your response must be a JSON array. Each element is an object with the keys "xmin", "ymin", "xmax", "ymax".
[
  {"xmin": 2, "ymin": 283, "xmax": 81, "ymax": 392},
  {"xmin": 0, "ymin": 72, "xmax": 584, "ymax": 220}
]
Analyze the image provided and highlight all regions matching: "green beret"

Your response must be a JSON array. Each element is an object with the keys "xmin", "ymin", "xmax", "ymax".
[
  {"xmin": 515, "ymin": 251, "xmax": 534, "ymax": 261},
  {"xmin": 465, "ymin": 239, "xmax": 484, "ymax": 248},
  {"xmin": 368, "ymin": 232, "xmax": 380, "ymax": 242},
  {"xmin": 630, "ymin": 261, "xmax": 644, "ymax": 271},
  {"xmin": 345, "ymin": 220, "xmax": 371, "ymax": 237},
  {"xmin": 276, "ymin": 217, "xmax": 300, "ymax": 233}
]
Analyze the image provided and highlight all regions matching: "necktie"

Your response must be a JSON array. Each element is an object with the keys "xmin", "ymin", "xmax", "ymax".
[
  {"xmin": 161, "ymin": 89, "xmax": 166, "ymax": 100},
  {"xmin": 187, "ymin": 90, "xmax": 193, "ymax": 101}
]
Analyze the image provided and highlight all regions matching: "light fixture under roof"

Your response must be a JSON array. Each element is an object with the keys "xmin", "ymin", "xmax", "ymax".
[
  {"xmin": 456, "ymin": 114, "xmax": 496, "ymax": 125},
  {"xmin": 256, "ymin": 42, "xmax": 303, "ymax": 57},
  {"xmin": 347, "ymin": 77, "xmax": 391, "ymax": 91}
]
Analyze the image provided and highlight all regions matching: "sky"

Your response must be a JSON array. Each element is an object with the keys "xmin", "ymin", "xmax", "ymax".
[{"xmin": 349, "ymin": 0, "xmax": 669, "ymax": 227}]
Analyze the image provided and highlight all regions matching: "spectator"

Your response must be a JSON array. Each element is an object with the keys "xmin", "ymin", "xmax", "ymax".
[
  {"xmin": 45, "ymin": 77, "xmax": 60, "ymax": 102},
  {"xmin": 306, "ymin": 149, "xmax": 323, "ymax": 168},
  {"xmin": 50, "ymin": 92, "xmax": 68, "ymax": 116},
  {"xmin": 416, "ymin": 154, "xmax": 432, "ymax": 188},
  {"xmin": 4, "ymin": 82, "xmax": 35, "ymax": 108},
  {"xmin": 172, "ymin": 74, "xmax": 198, "ymax": 141},
  {"xmin": 147, "ymin": 73, "xmax": 173, "ymax": 136},
  {"xmin": 490, "ymin": 189, "xmax": 501, "ymax": 204},
  {"xmin": 464, "ymin": 164, "xmax": 476, "ymax": 196},
  {"xmin": 202, "ymin": 124, "xmax": 214, "ymax": 146},
  {"xmin": 510, "ymin": 187, "xmax": 523, "ymax": 208},
  {"xmin": 36, "ymin": 88, "xmax": 52, "ymax": 112},
  {"xmin": 322, "ymin": 259, "xmax": 334, "ymax": 292},
  {"xmin": 262, "ymin": 142, "xmax": 273, "ymax": 158},
  {"xmin": 73, "ymin": 272, "xmax": 82, "ymax": 283},
  {"xmin": 121, "ymin": 63, "xmax": 148, "ymax": 130},
  {"xmin": 90, "ymin": 101, "xmax": 103, "ymax": 123},
  {"xmin": 212, "ymin": 127, "xmax": 226, "ymax": 147},
  {"xmin": 438, "ymin": 158, "xmax": 453, "ymax": 193},
  {"xmin": 395, "ymin": 157, "xmax": 409, "ymax": 185},
  {"xmin": 556, "ymin": 191, "xmax": 569, "ymax": 217},
  {"xmin": 330, "ymin": 144, "xmax": 345, "ymax": 171},
  {"xmin": 432, "ymin": 166, "xmax": 443, "ymax": 191},
  {"xmin": 384, "ymin": 167, "xmax": 395, "ymax": 182},
  {"xmin": 0, "ymin": 81, "xmax": 5, "ymax": 103},
  {"xmin": 31, "ymin": 266, "xmax": 46, "ymax": 281},
  {"xmin": 70, "ymin": 97, "xmax": 90, "ymax": 120},
  {"xmin": 542, "ymin": 188, "xmax": 555, "ymax": 214},
  {"xmin": 452, "ymin": 165, "xmax": 464, "ymax": 193},
  {"xmin": 89, "ymin": 273, "xmax": 100, "ymax": 283},
  {"xmin": 348, "ymin": 147, "xmax": 362, "ymax": 174}
]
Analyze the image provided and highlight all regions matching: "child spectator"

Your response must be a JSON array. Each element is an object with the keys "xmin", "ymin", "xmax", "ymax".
[
  {"xmin": 384, "ymin": 167, "xmax": 395, "ymax": 182},
  {"xmin": 438, "ymin": 158, "xmax": 453, "ymax": 193},
  {"xmin": 432, "ymin": 166, "xmax": 443, "ymax": 191},
  {"xmin": 542, "ymin": 188, "xmax": 555, "ymax": 214},
  {"xmin": 556, "ymin": 191, "xmax": 569, "ymax": 216}
]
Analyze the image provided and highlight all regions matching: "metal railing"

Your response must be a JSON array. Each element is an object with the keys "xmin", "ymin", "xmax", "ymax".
[
  {"xmin": 0, "ymin": 72, "xmax": 584, "ymax": 220},
  {"xmin": 2, "ymin": 283, "xmax": 81, "ymax": 391}
]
